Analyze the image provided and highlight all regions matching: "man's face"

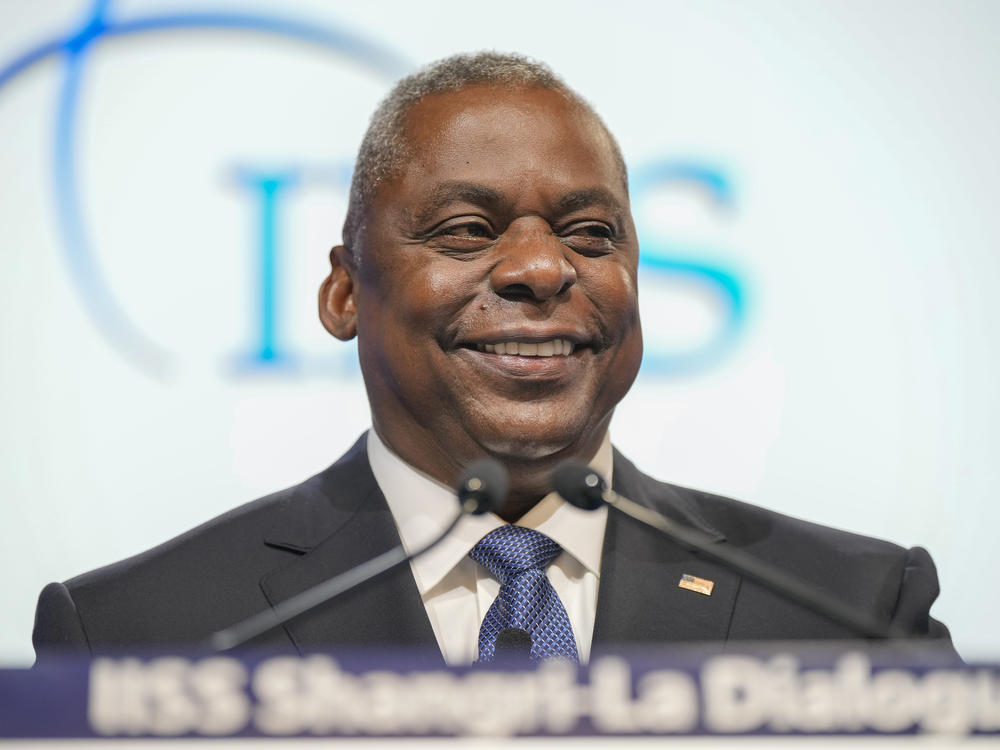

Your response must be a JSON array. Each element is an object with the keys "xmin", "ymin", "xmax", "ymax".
[{"xmin": 329, "ymin": 84, "xmax": 642, "ymax": 484}]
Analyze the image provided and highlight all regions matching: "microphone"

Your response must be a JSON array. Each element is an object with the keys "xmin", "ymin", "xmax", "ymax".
[
  {"xmin": 493, "ymin": 627, "xmax": 533, "ymax": 665},
  {"xmin": 457, "ymin": 458, "xmax": 510, "ymax": 515},
  {"xmin": 552, "ymin": 461, "xmax": 902, "ymax": 640},
  {"xmin": 210, "ymin": 458, "xmax": 509, "ymax": 651}
]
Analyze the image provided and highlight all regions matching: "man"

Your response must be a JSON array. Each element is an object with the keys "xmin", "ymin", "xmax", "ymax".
[{"xmin": 33, "ymin": 52, "xmax": 952, "ymax": 664}]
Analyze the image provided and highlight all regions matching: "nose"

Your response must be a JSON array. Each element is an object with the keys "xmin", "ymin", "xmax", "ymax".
[{"xmin": 489, "ymin": 220, "xmax": 577, "ymax": 302}]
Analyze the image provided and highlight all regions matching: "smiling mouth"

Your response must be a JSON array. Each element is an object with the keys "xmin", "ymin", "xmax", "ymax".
[{"xmin": 473, "ymin": 339, "xmax": 575, "ymax": 356}]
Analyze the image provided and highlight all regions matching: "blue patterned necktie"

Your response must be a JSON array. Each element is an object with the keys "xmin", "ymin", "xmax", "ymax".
[{"xmin": 469, "ymin": 525, "xmax": 579, "ymax": 663}]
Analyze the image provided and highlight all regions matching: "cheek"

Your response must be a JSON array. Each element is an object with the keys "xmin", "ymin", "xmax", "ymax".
[
  {"xmin": 362, "ymin": 257, "xmax": 484, "ymax": 345},
  {"xmin": 582, "ymin": 263, "xmax": 641, "ymax": 324},
  {"xmin": 402, "ymin": 262, "xmax": 484, "ymax": 334},
  {"xmin": 424, "ymin": 263, "xmax": 480, "ymax": 304}
]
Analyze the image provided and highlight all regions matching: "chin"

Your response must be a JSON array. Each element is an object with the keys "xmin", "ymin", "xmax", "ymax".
[
  {"xmin": 473, "ymin": 424, "xmax": 590, "ymax": 463},
  {"xmin": 456, "ymin": 400, "xmax": 609, "ymax": 463},
  {"xmin": 482, "ymin": 439, "xmax": 562, "ymax": 461}
]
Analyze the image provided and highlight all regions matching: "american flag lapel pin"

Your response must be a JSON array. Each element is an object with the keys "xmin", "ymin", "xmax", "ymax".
[{"xmin": 678, "ymin": 573, "xmax": 715, "ymax": 596}]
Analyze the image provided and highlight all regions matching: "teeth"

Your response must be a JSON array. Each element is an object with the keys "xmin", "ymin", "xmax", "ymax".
[{"xmin": 474, "ymin": 339, "xmax": 575, "ymax": 356}]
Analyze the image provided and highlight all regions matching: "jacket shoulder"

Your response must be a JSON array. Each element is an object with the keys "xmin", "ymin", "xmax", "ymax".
[
  {"xmin": 620, "ymin": 453, "xmax": 909, "ymax": 562},
  {"xmin": 35, "ymin": 436, "xmax": 374, "ymax": 650},
  {"xmin": 614, "ymin": 452, "xmax": 950, "ymax": 644}
]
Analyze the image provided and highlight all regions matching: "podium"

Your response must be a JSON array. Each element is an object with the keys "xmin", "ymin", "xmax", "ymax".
[{"xmin": 2, "ymin": 644, "xmax": 996, "ymax": 743}]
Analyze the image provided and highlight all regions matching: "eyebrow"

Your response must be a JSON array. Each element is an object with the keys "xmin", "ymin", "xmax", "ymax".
[
  {"xmin": 414, "ymin": 181, "xmax": 505, "ymax": 226},
  {"xmin": 553, "ymin": 188, "xmax": 626, "ymax": 217},
  {"xmin": 412, "ymin": 182, "xmax": 627, "ymax": 226}
]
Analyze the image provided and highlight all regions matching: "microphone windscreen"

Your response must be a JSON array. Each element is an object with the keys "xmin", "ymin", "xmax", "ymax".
[
  {"xmin": 456, "ymin": 458, "xmax": 509, "ymax": 515},
  {"xmin": 494, "ymin": 627, "xmax": 533, "ymax": 662},
  {"xmin": 552, "ymin": 460, "xmax": 607, "ymax": 510}
]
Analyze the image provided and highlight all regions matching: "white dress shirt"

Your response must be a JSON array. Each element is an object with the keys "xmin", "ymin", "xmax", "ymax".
[{"xmin": 367, "ymin": 429, "xmax": 612, "ymax": 665}]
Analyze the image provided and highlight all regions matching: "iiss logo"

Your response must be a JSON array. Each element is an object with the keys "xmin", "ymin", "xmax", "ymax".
[{"xmin": 0, "ymin": 0, "xmax": 748, "ymax": 380}]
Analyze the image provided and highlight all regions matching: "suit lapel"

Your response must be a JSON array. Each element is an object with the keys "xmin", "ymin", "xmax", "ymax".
[
  {"xmin": 258, "ymin": 437, "xmax": 439, "ymax": 657},
  {"xmin": 255, "ymin": 440, "xmax": 743, "ymax": 657},
  {"xmin": 593, "ymin": 453, "xmax": 741, "ymax": 647}
]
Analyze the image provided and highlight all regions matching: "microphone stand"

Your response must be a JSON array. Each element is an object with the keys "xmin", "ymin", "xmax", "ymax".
[
  {"xmin": 602, "ymin": 489, "xmax": 903, "ymax": 639},
  {"xmin": 552, "ymin": 461, "xmax": 907, "ymax": 640},
  {"xmin": 211, "ymin": 457, "xmax": 509, "ymax": 651},
  {"xmin": 210, "ymin": 513, "xmax": 463, "ymax": 651}
]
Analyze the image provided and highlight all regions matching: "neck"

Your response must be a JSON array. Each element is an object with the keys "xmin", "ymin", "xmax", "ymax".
[
  {"xmin": 493, "ymin": 450, "xmax": 600, "ymax": 522},
  {"xmin": 496, "ymin": 465, "xmax": 559, "ymax": 523},
  {"xmin": 370, "ymin": 423, "xmax": 611, "ymax": 523}
]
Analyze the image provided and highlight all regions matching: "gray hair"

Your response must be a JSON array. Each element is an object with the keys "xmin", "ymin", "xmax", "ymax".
[{"xmin": 341, "ymin": 51, "xmax": 627, "ymax": 260}]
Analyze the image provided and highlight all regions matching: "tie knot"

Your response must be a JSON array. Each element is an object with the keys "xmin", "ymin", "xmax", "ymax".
[{"xmin": 469, "ymin": 525, "xmax": 562, "ymax": 584}]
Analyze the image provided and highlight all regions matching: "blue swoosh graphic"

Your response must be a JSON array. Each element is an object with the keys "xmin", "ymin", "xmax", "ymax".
[{"xmin": 0, "ymin": 0, "xmax": 408, "ymax": 377}]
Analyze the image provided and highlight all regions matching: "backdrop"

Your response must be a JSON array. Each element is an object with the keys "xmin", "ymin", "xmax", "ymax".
[{"xmin": 2, "ymin": 0, "xmax": 997, "ymax": 665}]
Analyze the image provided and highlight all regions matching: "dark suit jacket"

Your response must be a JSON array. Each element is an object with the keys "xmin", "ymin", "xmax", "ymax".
[{"xmin": 33, "ymin": 436, "xmax": 952, "ymax": 659}]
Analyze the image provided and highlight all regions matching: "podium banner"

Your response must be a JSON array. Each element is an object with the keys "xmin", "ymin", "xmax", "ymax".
[{"xmin": 1, "ymin": 646, "xmax": 995, "ymax": 739}]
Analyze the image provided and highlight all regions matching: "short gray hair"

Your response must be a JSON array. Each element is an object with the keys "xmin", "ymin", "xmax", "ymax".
[{"xmin": 341, "ymin": 51, "xmax": 627, "ymax": 259}]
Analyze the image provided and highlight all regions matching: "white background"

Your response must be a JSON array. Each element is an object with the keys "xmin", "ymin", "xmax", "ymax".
[{"xmin": 1, "ymin": 0, "xmax": 997, "ymax": 665}]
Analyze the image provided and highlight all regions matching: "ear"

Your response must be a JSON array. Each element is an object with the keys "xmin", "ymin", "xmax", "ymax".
[{"xmin": 318, "ymin": 245, "xmax": 358, "ymax": 341}]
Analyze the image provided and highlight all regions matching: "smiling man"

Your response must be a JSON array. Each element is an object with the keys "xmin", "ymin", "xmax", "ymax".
[
  {"xmin": 33, "ymin": 52, "xmax": 953, "ymax": 664},
  {"xmin": 320, "ymin": 73, "xmax": 642, "ymax": 522}
]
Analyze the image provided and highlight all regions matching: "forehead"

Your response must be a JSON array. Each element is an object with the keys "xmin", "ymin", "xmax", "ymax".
[{"xmin": 385, "ymin": 84, "xmax": 626, "ymax": 208}]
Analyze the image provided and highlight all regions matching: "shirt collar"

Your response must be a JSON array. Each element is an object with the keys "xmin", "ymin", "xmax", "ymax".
[{"xmin": 367, "ymin": 430, "xmax": 612, "ymax": 595}]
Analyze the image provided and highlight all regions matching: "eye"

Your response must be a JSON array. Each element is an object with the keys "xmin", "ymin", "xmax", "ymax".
[
  {"xmin": 443, "ymin": 222, "xmax": 493, "ymax": 239},
  {"xmin": 428, "ymin": 218, "xmax": 497, "ymax": 254},
  {"xmin": 560, "ymin": 221, "xmax": 617, "ymax": 255}
]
